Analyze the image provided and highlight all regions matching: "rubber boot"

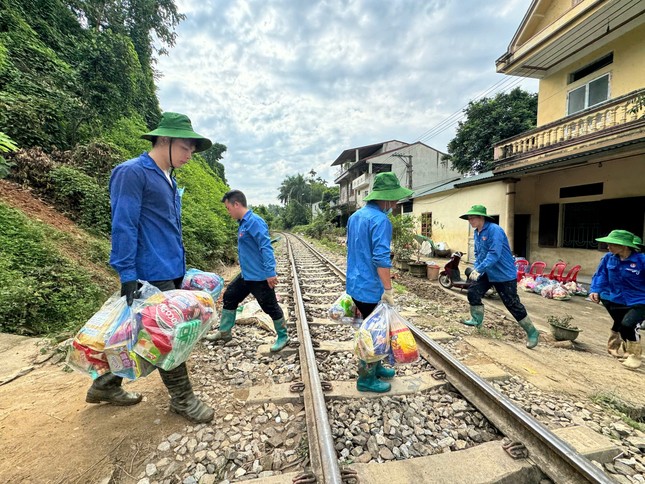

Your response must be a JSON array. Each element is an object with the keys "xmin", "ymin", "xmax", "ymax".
[
  {"xmin": 204, "ymin": 308, "xmax": 236, "ymax": 342},
  {"xmin": 86, "ymin": 373, "xmax": 142, "ymax": 406},
  {"xmin": 375, "ymin": 361, "xmax": 395, "ymax": 379},
  {"xmin": 461, "ymin": 305, "xmax": 484, "ymax": 327},
  {"xmin": 607, "ymin": 331, "xmax": 624, "ymax": 358},
  {"xmin": 270, "ymin": 318, "xmax": 290, "ymax": 352},
  {"xmin": 517, "ymin": 316, "xmax": 539, "ymax": 349},
  {"xmin": 622, "ymin": 341, "xmax": 642, "ymax": 370},
  {"xmin": 158, "ymin": 363, "xmax": 214, "ymax": 423},
  {"xmin": 356, "ymin": 360, "xmax": 391, "ymax": 393}
]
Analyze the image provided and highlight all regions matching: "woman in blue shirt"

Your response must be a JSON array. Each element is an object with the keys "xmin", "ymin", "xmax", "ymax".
[{"xmin": 590, "ymin": 230, "xmax": 645, "ymax": 370}]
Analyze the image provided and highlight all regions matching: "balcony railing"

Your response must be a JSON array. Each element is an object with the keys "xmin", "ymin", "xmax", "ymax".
[{"xmin": 494, "ymin": 89, "xmax": 645, "ymax": 161}]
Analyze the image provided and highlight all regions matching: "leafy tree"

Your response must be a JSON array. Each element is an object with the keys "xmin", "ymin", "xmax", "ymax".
[
  {"xmin": 278, "ymin": 173, "xmax": 310, "ymax": 205},
  {"xmin": 201, "ymin": 143, "xmax": 228, "ymax": 183},
  {"xmin": 445, "ymin": 88, "xmax": 537, "ymax": 174},
  {"xmin": 252, "ymin": 204, "xmax": 275, "ymax": 228},
  {"xmin": 283, "ymin": 200, "xmax": 310, "ymax": 229}
]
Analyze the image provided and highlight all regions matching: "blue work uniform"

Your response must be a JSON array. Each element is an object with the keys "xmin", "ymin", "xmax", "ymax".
[
  {"xmin": 237, "ymin": 209, "xmax": 276, "ymax": 281},
  {"xmin": 591, "ymin": 252, "xmax": 645, "ymax": 306},
  {"xmin": 109, "ymin": 152, "xmax": 185, "ymax": 283},
  {"xmin": 474, "ymin": 221, "xmax": 517, "ymax": 282},
  {"xmin": 346, "ymin": 202, "xmax": 392, "ymax": 304}
]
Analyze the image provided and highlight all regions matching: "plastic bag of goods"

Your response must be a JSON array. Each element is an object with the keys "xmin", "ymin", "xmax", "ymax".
[
  {"xmin": 66, "ymin": 340, "xmax": 111, "ymax": 379},
  {"xmin": 388, "ymin": 309, "xmax": 419, "ymax": 364},
  {"xmin": 518, "ymin": 277, "xmax": 534, "ymax": 292},
  {"xmin": 133, "ymin": 290, "xmax": 216, "ymax": 370},
  {"xmin": 353, "ymin": 302, "xmax": 390, "ymax": 363},
  {"xmin": 328, "ymin": 292, "xmax": 356, "ymax": 321},
  {"xmin": 540, "ymin": 285, "xmax": 554, "ymax": 299},
  {"xmin": 552, "ymin": 285, "xmax": 571, "ymax": 301},
  {"xmin": 181, "ymin": 268, "xmax": 225, "ymax": 300}
]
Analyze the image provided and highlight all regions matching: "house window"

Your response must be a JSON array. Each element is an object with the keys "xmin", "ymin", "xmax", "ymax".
[
  {"xmin": 567, "ymin": 73, "xmax": 610, "ymax": 115},
  {"xmin": 372, "ymin": 163, "xmax": 392, "ymax": 174},
  {"xmin": 401, "ymin": 201, "xmax": 413, "ymax": 213},
  {"xmin": 421, "ymin": 212, "xmax": 432, "ymax": 238}
]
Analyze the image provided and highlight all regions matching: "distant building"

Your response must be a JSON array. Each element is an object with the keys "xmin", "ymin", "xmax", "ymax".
[{"xmin": 332, "ymin": 140, "xmax": 458, "ymax": 224}]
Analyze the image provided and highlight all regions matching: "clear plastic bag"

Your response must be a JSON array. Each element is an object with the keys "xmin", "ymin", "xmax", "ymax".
[
  {"xmin": 181, "ymin": 268, "xmax": 225, "ymax": 300},
  {"xmin": 388, "ymin": 309, "xmax": 419, "ymax": 364},
  {"xmin": 133, "ymin": 289, "xmax": 216, "ymax": 370},
  {"xmin": 328, "ymin": 292, "xmax": 356, "ymax": 321},
  {"xmin": 353, "ymin": 302, "xmax": 390, "ymax": 363}
]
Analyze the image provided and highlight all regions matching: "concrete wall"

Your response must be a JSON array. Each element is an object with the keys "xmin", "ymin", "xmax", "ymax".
[
  {"xmin": 514, "ymin": 154, "xmax": 644, "ymax": 279},
  {"xmin": 411, "ymin": 182, "xmax": 508, "ymax": 263},
  {"xmin": 537, "ymin": 23, "xmax": 645, "ymax": 125}
]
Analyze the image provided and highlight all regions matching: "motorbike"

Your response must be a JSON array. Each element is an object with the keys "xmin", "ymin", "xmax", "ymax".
[{"xmin": 439, "ymin": 251, "xmax": 497, "ymax": 297}]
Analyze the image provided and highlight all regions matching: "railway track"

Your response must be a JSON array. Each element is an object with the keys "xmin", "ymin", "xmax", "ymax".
[
  {"xmin": 171, "ymin": 233, "xmax": 620, "ymax": 483},
  {"xmin": 279, "ymin": 232, "xmax": 611, "ymax": 484}
]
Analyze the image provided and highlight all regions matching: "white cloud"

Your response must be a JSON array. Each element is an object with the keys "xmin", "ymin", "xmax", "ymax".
[{"xmin": 156, "ymin": 0, "xmax": 538, "ymax": 205}]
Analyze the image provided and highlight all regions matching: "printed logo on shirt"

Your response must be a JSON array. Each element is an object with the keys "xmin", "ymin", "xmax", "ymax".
[
  {"xmin": 239, "ymin": 231, "xmax": 245, "ymax": 239},
  {"xmin": 482, "ymin": 236, "xmax": 487, "ymax": 241}
]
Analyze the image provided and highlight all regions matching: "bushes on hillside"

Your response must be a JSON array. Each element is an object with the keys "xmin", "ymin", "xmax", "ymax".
[{"xmin": 0, "ymin": 203, "xmax": 109, "ymax": 335}]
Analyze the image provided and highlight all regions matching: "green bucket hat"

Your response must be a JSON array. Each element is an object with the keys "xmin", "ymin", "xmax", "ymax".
[
  {"xmin": 595, "ymin": 229, "xmax": 639, "ymax": 249},
  {"xmin": 363, "ymin": 172, "xmax": 414, "ymax": 201},
  {"xmin": 141, "ymin": 112, "xmax": 212, "ymax": 152},
  {"xmin": 460, "ymin": 204, "xmax": 495, "ymax": 221}
]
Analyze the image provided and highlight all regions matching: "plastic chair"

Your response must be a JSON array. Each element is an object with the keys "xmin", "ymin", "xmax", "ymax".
[
  {"xmin": 546, "ymin": 261, "xmax": 567, "ymax": 281},
  {"xmin": 561, "ymin": 265, "xmax": 581, "ymax": 284},
  {"xmin": 514, "ymin": 258, "xmax": 529, "ymax": 282},
  {"xmin": 527, "ymin": 261, "xmax": 546, "ymax": 279}
]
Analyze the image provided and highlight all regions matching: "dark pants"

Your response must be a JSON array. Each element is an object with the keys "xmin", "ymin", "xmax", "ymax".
[
  {"xmin": 351, "ymin": 299, "xmax": 378, "ymax": 320},
  {"xmin": 223, "ymin": 275, "xmax": 283, "ymax": 321},
  {"xmin": 600, "ymin": 299, "xmax": 644, "ymax": 342},
  {"xmin": 467, "ymin": 274, "xmax": 527, "ymax": 322}
]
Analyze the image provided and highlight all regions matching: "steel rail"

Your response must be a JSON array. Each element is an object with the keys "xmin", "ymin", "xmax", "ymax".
[
  {"xmin": 408, "ymin": 321, "xmax": 612, "ymax": 484},
  {"xmin": 285, "ymin": 234, "xmax": 343, "ymax": 483},
  {"xmin": 292, "ymin": 234, "xmax": 612, "ymax": 484}
]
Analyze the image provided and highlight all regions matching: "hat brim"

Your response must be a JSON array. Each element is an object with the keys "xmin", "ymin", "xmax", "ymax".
[
  {"xmin": 141, "ymin": 129, "xmax": 212, "ymax": 153},
  {"xmin": 364, "ymin": 186, "xmax": 414, "ymax": 201},
  {"xmin": 595, "ymin": 236, "xmax": 639, "ymax": 249},
  {"xmin": 459, "ymin": 212, "xmax": 495, "ymax": 221}
]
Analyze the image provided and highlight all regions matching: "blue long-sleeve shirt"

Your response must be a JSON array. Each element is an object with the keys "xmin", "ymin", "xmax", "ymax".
[
  {"xmin": 346, "ymin": 202, "xmax": 392, "ymax": 303},
  {"xmin": 590, "ymin": 251, "xmax": 645, "ymax": 306},
  {"xmin": 109, "ymin": 152, "xmax": 185, "ymax": 283},
  {"xmin": 237, "ymin": 209, "xmax": 276, "ymax": 281},
  {"xmin": 474, "ymin": 221, "xmax": 517, "ymax": 282}
]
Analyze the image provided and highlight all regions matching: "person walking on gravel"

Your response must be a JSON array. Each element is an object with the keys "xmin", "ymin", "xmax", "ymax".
[
  {"xmin": 346, "ymin": 172, "xmax": 413, "ymax": 393},
  {"xmin": 86, "ymin": 112, "xmax": 215, "ymax": 424},
  {"xmin": 590, "ymin": 229, "xmax": 644, "ymax": 370},
  {"xmin": 205, "ymin": 190, "xmax": 289, "ymax": 352},
  {"xmin": 460, "ymin": 205, "xmax": 539, "ymax": 349}
]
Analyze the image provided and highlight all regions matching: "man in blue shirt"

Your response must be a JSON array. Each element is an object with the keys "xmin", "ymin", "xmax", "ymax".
[
  {"xmin": 205, "ymin": 190, "xmax": 288, "ymax": 351},
  {"xmin": 86, "ymin": 112, "xmax": 215, "ymax": 424},
  {"xmin": 460, "ymin": 205, "xmax": 539, "ymax": 349},
  {"xmin": 347, "ymin": 172, "xmax": 413, "ymax": 392}
]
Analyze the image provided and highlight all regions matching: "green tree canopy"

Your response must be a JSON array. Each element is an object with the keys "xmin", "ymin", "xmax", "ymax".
[
  {"xmin": 201, "ymin": 143, "xmax": 227, "ymax": 183},
  {"xmin": 445, "ymin": 88, "xmax": 537, "ymax": 174}
]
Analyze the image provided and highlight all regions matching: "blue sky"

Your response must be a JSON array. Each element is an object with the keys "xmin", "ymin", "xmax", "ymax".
[{"xmin": 156, "ymin": 0, "xmax": 538, "ymax": 205}]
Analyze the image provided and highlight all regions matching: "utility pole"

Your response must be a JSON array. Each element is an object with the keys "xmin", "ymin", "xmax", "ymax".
[{"xmin": 392, "ymin": 153, "xmax": 413, "ymax": 188}]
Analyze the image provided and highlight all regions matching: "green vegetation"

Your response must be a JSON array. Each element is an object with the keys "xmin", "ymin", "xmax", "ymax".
[
  {"xmin": 0, "ymin": 0, "xmax": 235, "ymax": 336},
  {"xmin": 0, "ymin": 203, "xmax": 111, "ymax": 335},
  {"xmin": 445, "ymin": 87, "xmax": 538, "ymax": 174},
  {"xmin": 547, "ymin": 314, "xmax": 579, "ymax": 330},
  {"xmin": 590, "ymin": 391, "xmax": 644, "ymax": 427}
]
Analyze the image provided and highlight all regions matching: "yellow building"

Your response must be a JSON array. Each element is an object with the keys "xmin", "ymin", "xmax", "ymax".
[{"xmin": 417, "ymin": 0, "xmax": 645, "ymax": 281}]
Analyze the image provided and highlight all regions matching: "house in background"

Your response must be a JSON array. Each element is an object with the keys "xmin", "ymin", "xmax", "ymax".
[
  {"xmin": 332, "ymin": 140, "xmax": 458, "ymax": 224},
  {"xmin": 415, "ymin": 0, "xmax": 645, "ymax": 279},
  {"xmin": 488, "ymin": 0, "xmax": 645, "ymax": 278}
]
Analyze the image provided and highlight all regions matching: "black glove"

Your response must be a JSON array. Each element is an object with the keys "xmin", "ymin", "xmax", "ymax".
[{"xmin": 120, "ymin": 280, "xmax": 139, "ymax": 306}]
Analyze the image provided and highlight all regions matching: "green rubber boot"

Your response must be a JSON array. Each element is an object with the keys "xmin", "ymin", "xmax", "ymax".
[
  {"xmin": 270, "ymin": 318, "xmax": 290, "ymax": 352},
  {"xmin": 204, "ymin": 308, "xmax": 236, "ymax": 342},
  {"xmin": 375, "ymin": 360, "xmax": 396, "ymax": 379},
  {"xmin": 461, "ymin": 305, "xmax": 484, "ymax": 327},
  {"xmin": 357, "ymin": 360, "xmax": 391, "ymax": 393},
  {"xmin": 517, "ymin": 316, "xmax": 539, "ymax": 349},
  {"xmin": 86, "ymin": 373, "xmax": 142, "ymax": 406},
  {"xmin": 158, "ymin": 363, "xmax": 214, "ymax": 423}
]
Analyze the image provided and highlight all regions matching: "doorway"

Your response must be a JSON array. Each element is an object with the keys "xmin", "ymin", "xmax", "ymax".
[{"xmin": 514, "ymin": 214, "xmax": 531, "ymax": 260}]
